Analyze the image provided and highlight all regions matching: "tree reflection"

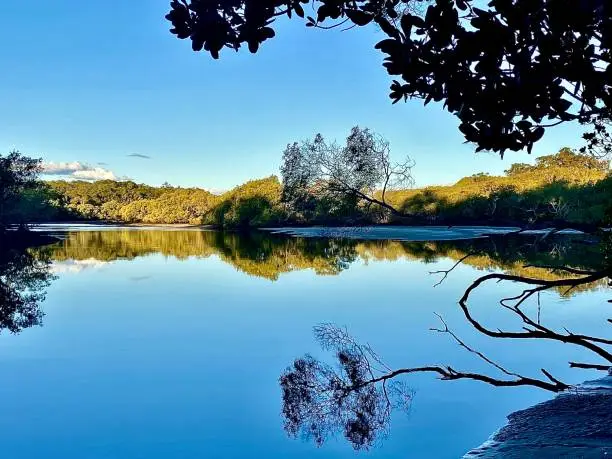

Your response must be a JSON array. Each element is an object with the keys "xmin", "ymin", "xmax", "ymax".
[
  {"xmin": 47, "ymin": 230, "xmax": 361, "ymax": 280},
  {"xmin": 46, "ymin": 229, "xmax": 606, "ymax": 291},
  {"xmin": 0, "ymin": 244, "xmax": 54, "ymax": 333},
  {"xmin": 281, "ymin": 324, "xmax": 412, "ymax": 450},
  {"xmin": 280, "ymin": 232, "xmax": 611, "ymax": 450}
]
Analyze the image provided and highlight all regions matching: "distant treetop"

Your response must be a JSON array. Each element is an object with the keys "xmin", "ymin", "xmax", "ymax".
[{"xmin": 505, "ymin": 148, "xmax": 610, "ymax": 175}]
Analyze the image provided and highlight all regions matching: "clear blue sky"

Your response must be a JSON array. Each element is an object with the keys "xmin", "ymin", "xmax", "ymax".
[{"xmin": 0, "ymin": 0, "xmax": 585, "ymax": 190}]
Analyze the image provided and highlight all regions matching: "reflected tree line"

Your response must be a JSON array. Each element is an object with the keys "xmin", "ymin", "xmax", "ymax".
[
  {"xmin": 41, "ymin": 229, "xmax": 607, "ymax": 288},
  {"xmin": 3, "ymin": 229, "xmax": 607, "ymax": 339}
]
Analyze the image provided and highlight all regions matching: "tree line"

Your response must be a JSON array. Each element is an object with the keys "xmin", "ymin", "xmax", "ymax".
[{"xmin": 1, "ymin": 139, "xmax": 610, "ymax": 230}]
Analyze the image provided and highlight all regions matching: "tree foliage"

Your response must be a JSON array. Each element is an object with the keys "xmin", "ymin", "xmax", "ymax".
[
  {"xmin": 0, "ymin": 244, "xmax": 53, "ymax": 333},
  {"xmin": 45, "ymin": 176, "xmax": 282, "ymax": 227},
  {"xmin": 0, "ymin": 151, "xmax": 43, "ymax": 230},
  {"xmin": 166, "ymin": 0, "xmax": 612, "ymax": 154},
  {"xmin": 46, "ymin": 180, "xmax": 217, "ymax": 225},
  {"xmin": 581, "ymin": 116, "xmax": 612, "ymax": 158},
  {"xmin": 6, "ymin": 148, "xmax": 609, "ymax": 229},
  {"xmin": 204, "ymin": 176, "xmax": 283, "ymax": 227},
  {"xmin": 533, "ymin": 147, "xmax": 610, "ymax": 171},
  {"xmin": 31, "ymin": 148, "xmax": 611, "ymax": 228},
  {"xmin": 281, "ymin": 127, "xmax": 414, "ymax": 221},
  {"xmin": 387, "ymin": 147, "xmax": 611, "ymax": 226}
]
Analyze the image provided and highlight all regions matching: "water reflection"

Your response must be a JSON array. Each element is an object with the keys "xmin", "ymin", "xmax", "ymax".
[
  {"xmin": 12, "ymin": 228, "xmax": 605, "ymax": 341},
  {"xmin": 41, "ymin": 229, "xmax": 606, "ymax": 294},
  {"xmin": 2, "ymin": 228, "xmax": 610, "ymax": 457},
  {"xmin": 274, "ymin": 230, "xmax": 611, "ymax": 452},
  {"xmin": 281, "ymin": 323, "xmax": 413, "ymax": 450},
  {"xmin": 0, "ymin": 244, "xmax": 54, "ymax": 333}
]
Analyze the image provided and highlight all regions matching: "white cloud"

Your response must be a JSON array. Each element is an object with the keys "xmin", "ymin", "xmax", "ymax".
[
  {"xmin": 42, "ymin": 161, "xmax": 118, "ymax": 181},
  {"xmin": 50, "ymin": 259, "xmax": 112, "ymax": 274},
  {"xmin": 72, "ymin": 168, "xmax": 116, "ymax": 180}
]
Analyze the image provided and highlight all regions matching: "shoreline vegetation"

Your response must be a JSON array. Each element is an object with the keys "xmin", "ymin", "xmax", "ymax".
[{"xmin": 3, "ymin": 148, "xmax": 612, "ymax": 233}]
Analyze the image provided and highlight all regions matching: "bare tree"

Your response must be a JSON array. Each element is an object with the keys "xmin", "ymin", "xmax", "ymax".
[
  {"xmin": 280, "ymin": 127, "xmax": 414, "ymax": 218},
  {"xmin": 547, "ymin": 197, "xmax": 574, "ymax": 220}
]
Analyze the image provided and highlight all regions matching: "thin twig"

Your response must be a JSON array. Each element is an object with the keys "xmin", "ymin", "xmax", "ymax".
[{"xmin": 430, "ymin": 253, "xmax": 475, "ymax": 287}]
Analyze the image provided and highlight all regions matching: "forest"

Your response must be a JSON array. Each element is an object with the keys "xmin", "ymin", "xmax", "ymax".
[
  {"xmin": 3, "ymin": 146, "xmax": 607, "ymax": 230},
  {"xmin": 1, "ymin": 145, "xmax": 610, "ymax": 230}
]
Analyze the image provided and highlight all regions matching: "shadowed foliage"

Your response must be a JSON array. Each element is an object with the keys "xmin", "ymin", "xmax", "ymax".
[
  {"xmin": 281, "ymin": 325, "xmax": 412, "ymax": 450},
  {"xmin": 0, "ymin": 241, "xmax": 54, "ymax": 334},
  {"xmin": 166, "ymin": 0, "xmax": 612, "ymax": 154},
  {"xmin": 0, "ymin": 151, "xmax": 50, "ymax": 231},
  {"xmin": 203, "ymin": 177, "xmax": 283, "ymax": 227}
]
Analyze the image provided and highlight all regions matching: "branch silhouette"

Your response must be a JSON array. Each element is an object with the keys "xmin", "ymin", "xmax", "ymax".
[{"xmin": 281, "ymin": 247, "xmax": 611, "ymax": 449}]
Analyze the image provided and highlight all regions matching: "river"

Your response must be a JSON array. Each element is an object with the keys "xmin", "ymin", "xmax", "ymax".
[{"xmin": 0, "ymin": 225, "xmax": 609, "ymax": 458}]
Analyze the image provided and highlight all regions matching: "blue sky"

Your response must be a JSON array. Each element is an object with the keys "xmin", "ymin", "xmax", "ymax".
[{"xmin": 0, "ymin": 0, "xmax": 586, "ymax": 190}]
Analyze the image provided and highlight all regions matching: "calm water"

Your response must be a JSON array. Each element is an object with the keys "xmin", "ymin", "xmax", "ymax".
[{"xmin": 0, "ymin": 226, "xmax": 609, "ymax": 458}]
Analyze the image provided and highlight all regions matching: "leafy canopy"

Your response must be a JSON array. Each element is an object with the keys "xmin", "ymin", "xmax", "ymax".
[
  {"xmin": 506, "ymin": 147, "xmax": 610, "ymax": 175},
  {"xmin": 281, "ymin": 126, "xmax": 414, "ymax": 219},
  {"xmin": 42, "ymin": 147, "xmax": 611, "ymax": 228},
  {"xmin": 0, "ymin": 151, "xmax": 42, "ymax": 230},
  {"xmin": 166, "ymin": 0, "xmax": 612, "ymax": 154}
]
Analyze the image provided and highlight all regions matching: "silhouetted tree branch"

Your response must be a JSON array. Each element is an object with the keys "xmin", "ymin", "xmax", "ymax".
[
  {"xmin": 167, "ymin": 0, "xmax": 612, "ymax": 154},
  {"xmin": 429, "ymin": 252, "xmax": 475, "ymax": 287},
  {"xmin": 458, "ymin": 270, "xmax": 612, "ymax": 362}
]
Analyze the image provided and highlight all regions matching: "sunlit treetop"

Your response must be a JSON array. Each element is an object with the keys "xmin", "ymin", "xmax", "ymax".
[{"xmin": 166, "ymin": 0, "xmax": 612, "ymax": 155}]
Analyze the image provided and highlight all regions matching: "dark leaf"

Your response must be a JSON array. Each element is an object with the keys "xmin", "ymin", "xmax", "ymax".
[
  {"xmin": 530, "ymin": 126, "xmax": 545, "ymax": 142},
  {"xmin": 376, "ymin": 17, "xmax": 399, "ymax": 38},
  {"xmin": 345, "ymin": 9, "xmax": 373, "ymax": 27}
]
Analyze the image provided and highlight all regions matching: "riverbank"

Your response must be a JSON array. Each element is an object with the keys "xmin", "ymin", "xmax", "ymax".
[
  {"xmin": 465, "ymin": 375, "xmax": 612, "ymax": 458},
  {"xmin": 25, "ymin": 218, "xmax": 604, "ymax": 234}
]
